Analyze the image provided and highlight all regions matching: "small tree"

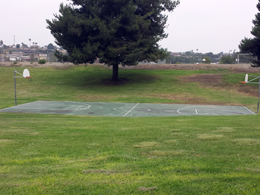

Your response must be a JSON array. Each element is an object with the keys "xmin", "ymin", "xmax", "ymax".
[
  {"xmin": 239, "ymin": 0, "xmax": 260, "ymax": 67},
  {"xmin": 47, "ymin": 0, "xmax": 179, "ymax": 81},
  {"xmin": 21, "ymin": 43, "xmax": 28, "ymax": 48},
  {"xmin": 219, "ymin": 55, "xmax": 235, "ymax": 64},
  {"xmin": 38, "ymin": 59, "xmax": 47, "ymax": 64},
  {"xmin": 203, "ymin": 57, "xmax": 211, "ymax": 64}
]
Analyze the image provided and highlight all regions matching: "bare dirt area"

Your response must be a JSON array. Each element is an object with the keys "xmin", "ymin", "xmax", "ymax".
[
  {"xmin": 0, "ymin": 61, "xmax": 74, "ymax": 68},
  {"xmin": 183, "ymin": 73, "xmax": 259, "ymax": 98},
  {"xmin": 125, "ymin": 63, "xmax": 260, "ymax": 73},
  {"xmin": 1, "ymin": 61, "xmax": 260, "ymax": 73}
]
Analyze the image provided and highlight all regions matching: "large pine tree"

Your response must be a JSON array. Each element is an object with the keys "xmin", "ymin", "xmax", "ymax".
[
  {"xmin": 47, "ymin": 0, "xmax": 179, "ymax": 81},
  {"xmin": 239, "ymin": 0, "xmax": 260, "ymax": 67}
]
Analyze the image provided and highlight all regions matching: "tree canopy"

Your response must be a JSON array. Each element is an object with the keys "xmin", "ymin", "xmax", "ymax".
[
  {"xmin": 219, "ymin": 55, "xmax": 235, "ymax": 64},
  {"xmin": 47, "ymin": 0, "xmax": 179, "ymax": 81},
  {"xmin": 47, "ymin": 43, "xmax": 55, "ymax": 50},
  {"xmin": 239, "ymin": 0, "xmax": 260, "ymax": 67}
]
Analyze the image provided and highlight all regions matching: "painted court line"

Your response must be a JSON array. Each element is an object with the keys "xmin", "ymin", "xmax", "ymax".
[
  {"xmin": 123, "ymin": 103, "xmax": 139, "ymax": 117},
  {"xmin": 0, "ymin": 101, "xmax": 255, "ymax": 117},
  {"xmin": 177, "ymin": 106, "xmax": 189, "ymax": 116},
  {"xmin": 243, "ymin": 106, "xmax": 255, "ymax": 115}
]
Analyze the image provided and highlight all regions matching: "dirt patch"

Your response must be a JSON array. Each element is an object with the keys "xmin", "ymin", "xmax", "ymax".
[
  {"xmin": 230, "ymin": 67, "xmax": 260, "ymax": 73},
  {"xmin": 121, "ymin": 63, "xmax": 260, "ymax": 73},
  {"xmin": 237, "ymin": 85, "xmax": 259, "ymax": 97},
  {"xmin": 183, "ymin": 74, "xmax": 223, "ymax": 85},
  {"xmin": 183, "ymin": 74, "xmax": 259, "ymax": 97},
  {"xmin": 2, "ymin": 61, "xmax": 260, "ymax": 72}
]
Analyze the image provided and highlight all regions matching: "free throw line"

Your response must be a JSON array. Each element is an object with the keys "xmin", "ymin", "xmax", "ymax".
[{"xmin": 123, "ymin": 103, "xmax": 139, "ymax": 117}]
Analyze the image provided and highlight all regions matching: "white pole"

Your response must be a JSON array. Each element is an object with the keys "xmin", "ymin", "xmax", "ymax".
[
  {"xmin": 14, "ymin": 70, "xmax": 17, "ymax": 106},
  {"xmin": 257, "ymin": 75, "xmax": 260, "ymax": 113}
]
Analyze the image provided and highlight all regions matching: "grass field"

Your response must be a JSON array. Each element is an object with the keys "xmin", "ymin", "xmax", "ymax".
[{"xmin": 0, "ymin": 65, "xmax": 260, "ymax": 194}]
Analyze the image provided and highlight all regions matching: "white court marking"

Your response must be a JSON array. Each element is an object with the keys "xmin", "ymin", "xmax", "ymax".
[
  {"xmin": 65, "ymin": 105, "xmax": 91, "ymax": 111},
  {"xmin": 243, "ymin": 106, "xmax": 256, "ymax": 115},
  {"xmin": 123, "ymin": 103, "xmax": 139, "ymax": 117},
  {"xmin": 0, "ymin": 101, "xmax": 255, "ymax": 117},
  {"xmin": 177, "ymin": 106, "xmax": 189, "ymax": 116}
]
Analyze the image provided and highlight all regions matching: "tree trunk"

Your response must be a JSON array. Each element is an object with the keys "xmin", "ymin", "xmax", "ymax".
[{"xmin": 112, "ymin": 64, "xmax": 119, "ymax": 82}]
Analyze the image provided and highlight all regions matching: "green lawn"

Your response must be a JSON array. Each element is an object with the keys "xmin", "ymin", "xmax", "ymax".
[{"xmin": 0, "ymin": 65, "xmax": 259, "ymax": 194}]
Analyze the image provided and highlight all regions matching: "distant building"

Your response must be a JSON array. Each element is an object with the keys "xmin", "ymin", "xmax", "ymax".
[
  {"xmin": 21, "ymin": 56, "xmax": 30, "ymax": 61},
  {"xmin": 9, "ymin": 57, "xmax": 17, "ymax": 62},
  {"xmin": 170, "ymin": 52, "xmax": 181, "ymax": 57},
  {"xmin": 39, "ymin": 54, "xmax": 48, "ymax": 60}
]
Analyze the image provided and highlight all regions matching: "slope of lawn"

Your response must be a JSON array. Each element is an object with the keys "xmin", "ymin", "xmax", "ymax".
[{"xmin": 0, "ymin": 65, "xmax": 259, "ymax": 194}]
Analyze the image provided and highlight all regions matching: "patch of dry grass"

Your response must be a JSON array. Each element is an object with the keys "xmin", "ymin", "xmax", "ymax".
[
  {"xmin": 137, "ymin": 186, "xmax": 158, "ymax": 192},
  {"xmin": 232, "ymin": 138, "xmax": 259, "ymax": 146},
  {"xmin": 165, "ymin": 140, "xmax": 177, "ymax": 144},
  {"xmin": 133, "ymin": 142, "xmax": 159, "ymax": 148},
  {"xmin": 214, "ymin": 127, "xmax": 235, "ymax": 133},
  {"xmin": 197, "ymin": 134, "xmax": 224, "ymax": 141},
  {"xmin": 236, "ymin": 168, "xmax": 260, "ymax": 172},
  {"xmin": 0, "ymin": 139, "xmax": 12, "ymax": 143},
  {"xmin": 150, "ymin": 150, "xmax": 185, "ymax": 156}
]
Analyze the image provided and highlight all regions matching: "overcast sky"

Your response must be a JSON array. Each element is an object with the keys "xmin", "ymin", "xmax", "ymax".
[{"xmin": 0, "ymin": 0, "xmax": 258, "ymax": 54}]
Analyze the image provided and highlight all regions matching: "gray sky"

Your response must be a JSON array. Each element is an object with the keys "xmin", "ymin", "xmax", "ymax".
[{"xmin": 1, "ymin": 0, "xmax": 258, "ymax": 54}]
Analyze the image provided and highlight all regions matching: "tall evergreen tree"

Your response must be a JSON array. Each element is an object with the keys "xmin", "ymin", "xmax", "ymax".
[
  {"xmin": 47, "ymin": 0, "xmax": 179, "ymax": 81},
  {"xmin": 239, "ymin": 0, "xmax": 260, "ymax": 67}
]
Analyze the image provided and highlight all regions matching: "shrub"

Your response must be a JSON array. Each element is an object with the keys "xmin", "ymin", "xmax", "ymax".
[{"xmin": 38, "ymin": 59, "xmax": 46, "ymax": 64}]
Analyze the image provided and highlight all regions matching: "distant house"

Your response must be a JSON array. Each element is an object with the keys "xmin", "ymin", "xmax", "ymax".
[
  {"xmin": 9, "ymin": 57, "xmax": 17, "ymax": 62},
  {"xmin": 6, "ymin": 52, "xmax": 23, "ymax": 61},
  {"xmin": 170, "ymin": 52, "xmax": 181, "ymax": 57},
  {"xmin": 21, "ymin": 56, "xmax": 30, "ymax": 62},
  {"xmin": 39, "ymin": 54, "xmax": 48, "ymax": 60},
  {"xmin": 12, "ymin": 52, "xmax": 23, "ymax": 56}
]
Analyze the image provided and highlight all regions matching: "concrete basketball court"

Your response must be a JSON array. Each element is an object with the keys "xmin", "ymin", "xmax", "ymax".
[{"xmin": 0, "ymin": 101, "xmax": 255, "ymax": 117}]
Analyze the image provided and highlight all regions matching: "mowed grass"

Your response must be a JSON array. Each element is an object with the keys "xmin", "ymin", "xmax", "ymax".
[
  {"xmin": 0, "ymin": 65, "xmax": 260, "ymax": 194},
  {"xmin": 0, "ymin": 65, "xmax": 258, "ymax": 109}
]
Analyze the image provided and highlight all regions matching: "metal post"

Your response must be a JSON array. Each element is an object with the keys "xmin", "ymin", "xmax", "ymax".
[
  {"xmin": 257, "ymin": 76, "xmax": 260, "ymax": 113},
  {"xmin": 14, "ymin": 69, "xmax": 17, "ymax": 106}
]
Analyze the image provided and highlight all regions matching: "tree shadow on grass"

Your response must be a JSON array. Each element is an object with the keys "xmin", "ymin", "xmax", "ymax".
[{"xmin": 52, "ymin": 69, "xmax": 159, "ymax": 88}]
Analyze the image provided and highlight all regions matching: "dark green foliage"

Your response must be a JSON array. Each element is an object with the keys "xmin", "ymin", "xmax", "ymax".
[
  {"xmin": 219, "ymin": 55, "xmax": 235, "ymax": 64},
  {"xmin": 47, "ymin": 43, "xmax": 55, "ymax": 50},
  {"xmin": 203, "ymin": 56, "xmax": 211, "ymax": 64},
  {"xmin": 38, "ymin": 59, "xmax": 46, "ymax": 64},
  {"xmin": 239, "ymin": 0, "xmax": 260, "ymax": 67},
  {"xmin": 47, "ymin": 0, "xmax": 179, "ymax": 81}
]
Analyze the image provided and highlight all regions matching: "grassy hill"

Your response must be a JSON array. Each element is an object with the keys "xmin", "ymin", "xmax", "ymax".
[{"xmin": 0, "ymin": 65, "xmax": 259, "ymax": 194}]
